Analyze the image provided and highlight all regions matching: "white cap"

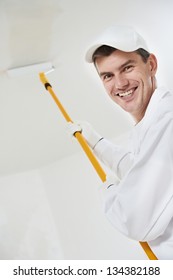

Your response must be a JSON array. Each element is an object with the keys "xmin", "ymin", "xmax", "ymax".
[{"xmin": 85, "ymin": 25, "xmax": 149, "ymax": 63}]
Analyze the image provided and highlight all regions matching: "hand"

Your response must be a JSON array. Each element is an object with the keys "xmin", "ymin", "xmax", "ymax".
[{"xmin": 66, "ymin": 121, "xmax": 103, "ymax": 149}]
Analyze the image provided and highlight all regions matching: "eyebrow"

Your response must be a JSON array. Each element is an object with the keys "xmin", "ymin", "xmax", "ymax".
[
  {"xmin": 99, "ymin": 59, "xmax": 136, "ymax": 77},
  {"xmin": 119, "ymin": 59, "xmax": 136, "ymax": 70}
]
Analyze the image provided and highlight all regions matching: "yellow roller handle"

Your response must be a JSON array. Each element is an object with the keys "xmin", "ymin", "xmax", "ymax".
[
  {"xmin": 140, "ymin": 242, "xmax": 158, "ymax": 260},
  {"xmin": 39, "ymin": 72, "xmax": 106, "ymax": 182},
  {"xmin": 39, "ymin": 72, "xmax": 158, "ymax": 260}
]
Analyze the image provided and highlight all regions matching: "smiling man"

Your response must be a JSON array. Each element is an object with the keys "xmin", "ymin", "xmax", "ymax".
[{"xmin": 68, "ymin": 25, "xmax": 173, "ymax": 259}]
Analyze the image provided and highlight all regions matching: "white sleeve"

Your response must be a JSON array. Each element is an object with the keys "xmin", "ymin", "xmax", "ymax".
[
  {"xmin": 100, "ymin": 114, "xmax": 173, "ymax": 242},
  {"xmin": 94, "ymin": 138, "xmax": 133, "ymax": 179}
]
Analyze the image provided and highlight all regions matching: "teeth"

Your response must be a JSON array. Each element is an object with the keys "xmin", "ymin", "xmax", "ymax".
[{"xmin": 118, "ymin": 89, "xmax": 133, "ymax": 97}]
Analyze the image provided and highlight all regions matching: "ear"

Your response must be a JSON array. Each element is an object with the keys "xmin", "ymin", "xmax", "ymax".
[{"xmin": 148, "ymin": 54, "xmax": 157, "ymax": 76}]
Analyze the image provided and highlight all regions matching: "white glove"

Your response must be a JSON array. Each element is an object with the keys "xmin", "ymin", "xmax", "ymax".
[{"xmin": 66, "ymin": 121, "xmax": 103, "ymax": 149}]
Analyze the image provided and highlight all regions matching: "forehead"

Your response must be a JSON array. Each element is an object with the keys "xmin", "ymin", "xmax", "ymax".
[{"xmin": 95, "ymin": 50, "xmax": 142, "ymax": 71}]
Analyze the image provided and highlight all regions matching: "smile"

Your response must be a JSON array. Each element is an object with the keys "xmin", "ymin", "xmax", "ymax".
[{"xmin": 114, "ymin": 87, "xmax": 137, "ymax": 98}]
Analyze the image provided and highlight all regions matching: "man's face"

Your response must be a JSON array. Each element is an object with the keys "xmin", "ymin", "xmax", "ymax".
[{"xmin": 95, "ymin": 50, "xmax": 157, "ymax": 122}]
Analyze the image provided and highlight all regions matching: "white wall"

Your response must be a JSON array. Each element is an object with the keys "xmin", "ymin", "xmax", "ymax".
[
  {"xmin": 0, "ymin": 144, "xmax": 147, "ymax": 259},
  {"xmin": 0, "ymin": 169, "xmax": 63, "ymax": 260}
]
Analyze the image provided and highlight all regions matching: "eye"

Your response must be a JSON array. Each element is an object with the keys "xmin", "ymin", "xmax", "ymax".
[
  {"xmin": 123, "ymin": 65, "xmax": 134, "ymax": 72},
  {"xmin": 102, "ymin": 73, "xmax": 113, "ymax": 81}
]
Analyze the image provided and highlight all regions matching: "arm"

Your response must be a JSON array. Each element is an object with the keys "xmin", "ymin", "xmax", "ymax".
[
  {"xmin": 67, "ymin": 121, "xmax": 133, "ymax": 179},
  {"xmin": 100, "ymin": 114, "xmax": 173, "ymax": 241},
  {"xmin": 94, "ymin": 138, "xmax": 133, "ymax": 179}
]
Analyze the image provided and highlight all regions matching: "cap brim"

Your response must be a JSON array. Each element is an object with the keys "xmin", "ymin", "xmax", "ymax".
[{"xmin": 85, "ymin": 42, "xmax": 149, "ymax": 63}]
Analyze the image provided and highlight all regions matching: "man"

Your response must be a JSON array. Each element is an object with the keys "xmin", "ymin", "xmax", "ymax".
[{"xmin": 68, "ymin": 25, "xmax": 173, "ymax": 259}]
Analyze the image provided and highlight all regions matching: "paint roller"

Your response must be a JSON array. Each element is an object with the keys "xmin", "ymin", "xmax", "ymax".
[{"xmin": 7, "ymin": 62, "xmax": 54, "ymax": 77}]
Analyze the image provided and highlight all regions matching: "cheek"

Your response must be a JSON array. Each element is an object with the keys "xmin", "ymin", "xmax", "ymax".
[
  {"xmin": 138, "ymin": 68, "xmax": 152, "ymax": 83},
  {"xmin": 102, "ymin": 82, "xmax": 116, "ymax": 101},
  {"xmin": 104, "ymin": 85, "xmax": 120, "ymax": 104},
  {"xmin": 103, "ymin": 81, "xmax": 114, "ymax": 95}
]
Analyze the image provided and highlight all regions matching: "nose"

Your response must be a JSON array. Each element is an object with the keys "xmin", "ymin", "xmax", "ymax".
[{"xmin": 114, "ymin": 74, "xmax": 129, "ymax": 90}]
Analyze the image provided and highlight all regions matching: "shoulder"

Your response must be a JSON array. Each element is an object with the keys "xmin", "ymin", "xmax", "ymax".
[
  {"xmin": 152, "ymin": 87, "xmax": 173, "ymax": 112},
  {"xmin": 143, "ymin": 87, "xmax": 173, "ymax": 128}
]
